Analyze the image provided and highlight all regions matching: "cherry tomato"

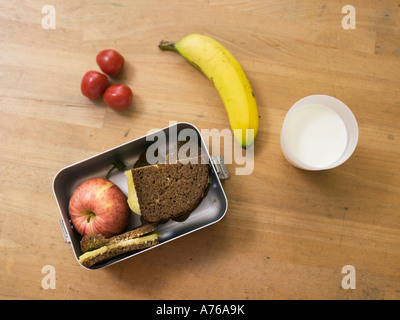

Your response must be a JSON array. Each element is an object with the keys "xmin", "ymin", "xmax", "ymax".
[
  {"xmin": 103, "ymin": 84, "xmax": 133, "ymax": 110},
  {"xmin": 81, "ymin": 71, "xmax": 108, "ymax": 100},
  {"xmin": 96, "ymin": 49, "xmax": 125, "ymax": 76}
]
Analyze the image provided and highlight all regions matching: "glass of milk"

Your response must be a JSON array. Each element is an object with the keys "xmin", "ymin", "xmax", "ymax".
[{"xmin": 281, "ymin": 95, "xmax": 358, "ymax": 170}]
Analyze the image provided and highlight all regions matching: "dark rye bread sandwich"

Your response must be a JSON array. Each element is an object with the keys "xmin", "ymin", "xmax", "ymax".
[
  {"xmin": 125, "ymin": 160, "xmax": 210, "ymax": 224},
  {"xmin": 78, "ymin": 224, "xmax": 159, "ymax": 268},
  {"xmin": 80, "ymin": 223, "xmax": 157, "ymax": 253}
]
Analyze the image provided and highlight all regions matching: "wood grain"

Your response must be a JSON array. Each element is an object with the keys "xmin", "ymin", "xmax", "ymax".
[{"xmin": 0, "ymin": 0, "xmax": 399, "ymax": 300}]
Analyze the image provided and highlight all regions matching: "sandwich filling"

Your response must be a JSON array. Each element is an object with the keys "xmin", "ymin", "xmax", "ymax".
[{"xmin": 125, "ymin": 169, "xmax": 142, "ymax": 215}]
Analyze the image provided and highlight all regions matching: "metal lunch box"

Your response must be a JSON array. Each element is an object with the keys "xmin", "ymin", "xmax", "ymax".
[{"xmin": 53, "ymin": 122, "xmax": 229, "ymax": 270}]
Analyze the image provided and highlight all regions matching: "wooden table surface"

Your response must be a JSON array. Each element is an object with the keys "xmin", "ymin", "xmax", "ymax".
[{"xmin": 1, "ymin": 0, "xmax": 399, "ymax": 300}]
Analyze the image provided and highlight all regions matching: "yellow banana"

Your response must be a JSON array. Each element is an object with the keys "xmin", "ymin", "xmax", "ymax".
[{"xmin": 159, "ymin": 34, "xmax": 259, "ymax": 147}]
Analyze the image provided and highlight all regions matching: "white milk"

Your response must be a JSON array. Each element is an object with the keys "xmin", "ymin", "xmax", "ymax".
[{"xmin": 283, "ymin": 104, "xmax": 348, "ymax": 168}]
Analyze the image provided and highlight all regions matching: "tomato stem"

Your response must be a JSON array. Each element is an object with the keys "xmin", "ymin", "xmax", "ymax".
[{"xmin": 106, "ymin": 158, "xmax": 126, "ymax": 179}]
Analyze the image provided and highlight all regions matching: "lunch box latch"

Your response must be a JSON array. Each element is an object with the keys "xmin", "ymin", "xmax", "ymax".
[
  {"xmin": 211, "ymin": 156, "xmax": 230, "ymax": 180},
  {"xmin": 59, "ymin": 219, "xmax": 71, "ymax": 243}
]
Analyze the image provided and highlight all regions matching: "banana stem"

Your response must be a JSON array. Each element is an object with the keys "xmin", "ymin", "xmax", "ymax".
[{"xmin": 159, "ymin": 40, "xmax": 178, "ymax": 52}]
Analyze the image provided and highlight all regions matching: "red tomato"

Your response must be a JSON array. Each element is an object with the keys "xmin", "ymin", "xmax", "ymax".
[
  {"xmin": 81, "ymin": 71, "xmax": 108, "ymax": 100},
  {"xmin": 103, "ymin": 84, "xmax": 133, "ymax": 110},
  {"xmin": 96, "ymin": 49, "xmax": 125, "ymax": 76}
]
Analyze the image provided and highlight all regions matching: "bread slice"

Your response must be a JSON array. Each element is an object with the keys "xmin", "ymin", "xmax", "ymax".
[
  {"xmin": 80, "ymin": 224, "xmax": 157, "ymax": 253},
  {"xmin": 125, "ymin": 161, "xmax": 209, "ymax": 224},
  {"xmin": 78, "ymin": 233, "xmax": 159, "ymax": 268}
]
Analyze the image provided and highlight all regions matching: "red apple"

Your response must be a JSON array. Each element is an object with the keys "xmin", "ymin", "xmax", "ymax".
[{"xmin": 68, "ymin": 177, "xmax": 130, "ymax": 238}]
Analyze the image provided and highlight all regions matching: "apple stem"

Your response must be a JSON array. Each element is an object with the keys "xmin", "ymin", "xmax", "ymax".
[{"xmin": 85, "ymin": 211, "xmax": 96, "ymax": 223}]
